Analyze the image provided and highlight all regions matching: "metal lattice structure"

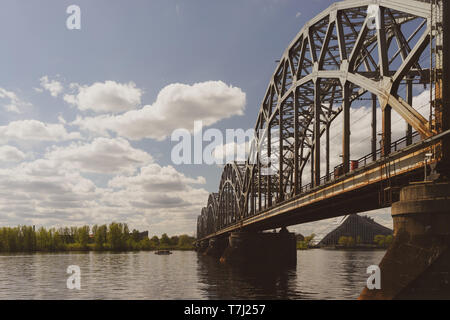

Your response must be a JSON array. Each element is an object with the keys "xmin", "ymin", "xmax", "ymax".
[{"xmin": 197, "ymin": 0, "xmax": 448, "ymax": 240}]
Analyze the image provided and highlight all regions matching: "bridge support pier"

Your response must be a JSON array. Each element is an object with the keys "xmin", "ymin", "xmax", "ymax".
[
  {"xmin": 359, "ymin": 182, "xmax": 450, "ymax": 299},
  {"xmin": 219, "ymin": 230, "xmax": 297, "ymax": 267},
  {"xmin": 203, "ymin": 237, "xmax": 228, "ymax": 258},
  {"xmin": 196, "ymin": 240, "xmax": 209, "ymax": 254}
]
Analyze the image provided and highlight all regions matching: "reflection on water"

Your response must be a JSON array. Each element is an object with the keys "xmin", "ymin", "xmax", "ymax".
[
  {"xmin": 196, "ymin": 254, "xmax": 299, "ymax": 299},
  {"xmin": 0, "ymin": 249, "xmax": 385, "ymax": 299}
]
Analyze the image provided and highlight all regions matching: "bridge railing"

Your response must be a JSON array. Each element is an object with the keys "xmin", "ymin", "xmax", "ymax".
[
  {"xmin": 200, "ymin": 132, "xmax": 424, "ymax": 238},
  {"xmin": 311, "ymin": 132, "xmax": 421, "ymax": 188}
]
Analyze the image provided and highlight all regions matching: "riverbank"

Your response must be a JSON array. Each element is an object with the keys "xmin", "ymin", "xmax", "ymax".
[
  {"xmin": 0, "ymin": 240, "xmax": 196, "ymax": 253},
  {"xmin": 0, "ymin": 247, "xmax": 195, "ymax": 254},
  {"xmin": 0, "ymin": 223, "xmax": 196, "ymax": 253},
  {"xmin": 319, "ymin": 245, "xmax": 388, "ymax": 250},
  {"xmin": 297, "ymin": 245, "xmax": 388, "ymax": 251}
]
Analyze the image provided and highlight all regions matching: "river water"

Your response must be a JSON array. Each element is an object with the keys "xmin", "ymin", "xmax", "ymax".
[{"xmin": 0, "ymin": 249, "xmax": 385, "ymax": 300}]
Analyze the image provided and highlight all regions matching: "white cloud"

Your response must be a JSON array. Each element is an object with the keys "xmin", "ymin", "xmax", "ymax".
[
  {"xmin": 0, "ymin": 145, "xmax": 26, "ymax": 162},
  {"xmin": 212, "ymin": 140, "xmax": 251, "ymax": 164},
  {"xmin": 72, "ymin": 80, "xmax": 246, "ymax": 141},
  {"xmin": 45, "ymin": 137, "xmax": 153, "ymax": 175},
  {"xmin": 295, "ymin": 12, "xmax": 301, "ymax": 18},
  {"xmin": 64, "ymin": 80, "xmax": 143, "ymax": 114},
  {"xmin": 4, "ymin": 104, "xmax": 21, "ymax": 113},
  {"xmin": 0, "ymin": 153, "xmax": 208, "ymax": 236},
  {"xmin": 39, "ymin": 76, "xmax": 63, "ymax": 97},
  {"xmin": 0, "ymin": 87, "xmax": 32, "ymax": 114},
  {"xmin": 63, "ymin": 93, "xmax": 76, "ymax": 105},
  {"xmin": 109, "ymin": 163, "xmax": 205, "ymax": 191},
  {"xmin": 57, "ymin": 115, "xmax": 66, "ymax": 124},
  {"xmin": 0, "ymin": 120, "xmax": 81, "ymax": 143}
]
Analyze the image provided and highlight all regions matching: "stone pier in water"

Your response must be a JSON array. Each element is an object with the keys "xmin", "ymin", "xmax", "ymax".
[
  {"xmin": 360, "ymin": 182, "xmax": 450, "ymax": 299},
  {"xmin": 198, "ymin": 229, "xmax": 297, "ymax": 268}
]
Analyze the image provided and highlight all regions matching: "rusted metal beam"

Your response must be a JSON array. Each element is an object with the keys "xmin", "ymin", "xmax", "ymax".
[
  {"xmin": 382, "ymin": 104, "xmax": 392, "ymax": 157},
  {"xmin": 372, "ymin": 94, "xmax": 377, "ymax": 161},
  {"xmin": 314, "ymin": 79, "xmax": 321, "ymax": 185},
  {"xmin": 294, "ymin": 89, "xmax": 300, "ymax": 195},
  {"xmin": 377, "ymin": 7, "xmax": 389, "ymax": 77},
  {"xmin": 343, "ymin": 82, "xmax": 350, "ymax": 173},
  {"xmin": 279, "ymin": 104, "xmax": 284, "ymax": 201},
  {"xmin": 406, "ymin": 80, "xmax": 413, "ymax": 145}
]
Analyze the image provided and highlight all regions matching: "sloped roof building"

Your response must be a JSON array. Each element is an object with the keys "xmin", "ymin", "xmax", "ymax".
[{"xmin": 319, "ymin": 214, "xmax": 392, "ymax": 246}]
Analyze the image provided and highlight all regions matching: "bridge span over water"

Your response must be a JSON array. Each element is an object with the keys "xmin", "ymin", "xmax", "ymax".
[{"xmin": 196, "ymin": 0, "xmax": 450, "ymax": 299}]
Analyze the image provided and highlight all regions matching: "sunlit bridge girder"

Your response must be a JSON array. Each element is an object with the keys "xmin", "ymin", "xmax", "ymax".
[{"xmin": 197, "ymin": 0, "xmax": 446, "ymax": 240}]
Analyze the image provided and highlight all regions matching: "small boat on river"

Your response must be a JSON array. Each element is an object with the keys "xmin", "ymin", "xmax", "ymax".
[{"xmin": 154, "ymin": 250, "xmax": 172, "ymax": 255}]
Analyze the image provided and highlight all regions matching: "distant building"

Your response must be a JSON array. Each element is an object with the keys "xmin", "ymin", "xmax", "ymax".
[
  {"xmin": 295, "ymin": 233, "xmax": 305, "ymax": 242},
  {"xmin": 128, "ymin": 231, "xmax": 149, "ymax": 241},
  {"xmin": 319, "ymin": 214, "xmax": 392, "ymax": 246},
  {"xmin": 138, "ymin": 231, "xmax": 149, "ymax": 240}
]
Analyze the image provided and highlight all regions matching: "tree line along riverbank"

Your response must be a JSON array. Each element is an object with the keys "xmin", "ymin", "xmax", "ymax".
[
  {"xmin": 296, "ymin": 233, "xmax": 394, "ymax": 250},
  {"xmin": 0, "ymin": 223, "xmax": 196, "ymax": 252}
]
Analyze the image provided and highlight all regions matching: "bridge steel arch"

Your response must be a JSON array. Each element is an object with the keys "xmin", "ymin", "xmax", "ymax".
[{"xmin": 197, "ymin": 0, "xmax": 445, "ymax": 240}]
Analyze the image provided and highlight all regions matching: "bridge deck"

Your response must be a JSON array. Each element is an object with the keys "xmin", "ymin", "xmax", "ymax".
[{"xmin": 198, "ymin": 132, "xmax": 448, "ymax": 241}]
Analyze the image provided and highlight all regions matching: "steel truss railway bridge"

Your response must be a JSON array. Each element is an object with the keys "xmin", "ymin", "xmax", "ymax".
[{"xmin": 196, "ymin": 0, "xmax": 450, "ymax": 299}]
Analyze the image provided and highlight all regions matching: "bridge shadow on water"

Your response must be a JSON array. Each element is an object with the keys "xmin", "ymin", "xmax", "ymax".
[{"xmin": 195, "ymin": 253, "xmax": 302, "ymax": 300}]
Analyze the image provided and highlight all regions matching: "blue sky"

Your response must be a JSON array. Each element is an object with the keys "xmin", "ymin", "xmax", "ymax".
[
  {"xmin": 0, "ymin": 0, "xmax": 326, "ymax": 186},
  {"xmin": 0, "ymin": 0, "xmax": 425, "ymax": 237}
]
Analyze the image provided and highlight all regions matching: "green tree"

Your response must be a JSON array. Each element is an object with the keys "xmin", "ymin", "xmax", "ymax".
[
  {"xmin": 374, "ymin": 235, "xmax": 386, "ymax": 247},
  {"xmin": 108, "ymin": 223, "xmax": 123, "ymax": 250},
  {"xmin": 150, "ymin": 236, "xmax": 159, "ymax": 244},
  {"xmin": 0, "ymin": 223, "xmax": 197, "ymax": 253},
  {"xmin": 385, "ymin": 235, "xmax": 393, "ymax": 247},
  {"xmin": 178, "ymin": 235, "xmax": 194, "ymax": 248},
  {"xmin": 356, "ymin": 235, "xmax": 362, "ymax": 245},
  {"xmin": 347, "ymin": 236, "xmax": 355, "ymax": 247},
  {"xmin": 21, "ymin": 226, "xmax": 36, "ymax": 252},
  {"xmin": 297, "ymin": 233, "xmax": 315, "ymax": 250},
  {"xmin": 160, "ymin": 233, "xmax": 170, "ymax": 247},
  {"xmin": 169, "ymin": 236, "xmax": 179, "ymax": 246},
  {"xmin": 94, "ymin": 225, "xmax": 107, "ymax": 250},
  {"xmin": 77, "ymin": 226, "xmax": 90, "ymax": 249},
  {"xmin": 131, "ymin": 229, "xmax": 140, "ymax": 242},
  {"xmin": 139, "ymin": 238, "xmax": 153, "ymax": 250},
  {"xmin": 338, "ymin": 236, "xmax": 348, "ymax": 246},
  {"xmin": 338, "ymin": 236, "xmax": 355, "ymax": 247}
]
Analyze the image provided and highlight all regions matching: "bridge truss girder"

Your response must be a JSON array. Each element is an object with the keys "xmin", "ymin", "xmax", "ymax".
[{"xmin": 197, "ymin": 0, "xmax": 447, "ymax": 239}]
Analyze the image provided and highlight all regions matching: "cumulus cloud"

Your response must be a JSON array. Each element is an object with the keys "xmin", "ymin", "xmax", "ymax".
[
  {"xmin": 72, "ymin": 81, "xmax": 246, "ymax": 141},
  {"xmin": 0, "ymin": 154, "xmax": 208, "ymax": 235},
  {"xmin": 45, "ymin": 137, "xmax": 153, "ymax": 175},
  {"xmin": 109, "ymin": 163, "xmax": 206, "ymax": 192},
  {"xmin": 64, "ymin": 80, "xmax": 143, "ymax": 114},
  {"xmin": 0, "ymin": 160, "xmax": 101, "ymax": 224},
  {"xmin": 0, "ymin": 87, "xmax": 32, "ymax": 113},
  {"xmin": 39, "ymin": 76, "xmax": 63, "ymax": 97},
  {"xmin": 212, "ymin": 140, "xmax": 252, "ymax": 164},
  {"xmin": 0, "ymin": 120, "xmax": 81, "ymax": 143},
  {"xmin": 0, "ymin": 145, "xmax": 26, "ymax": 162}
]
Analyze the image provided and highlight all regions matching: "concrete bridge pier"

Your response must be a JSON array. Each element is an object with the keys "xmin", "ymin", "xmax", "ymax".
[
  {"xmin": 196, "ymin": 240, "xmax": 209, "ymax": 254},
  {"xmin": 219, "ymin": 229, "xmax": 297, "ymax": 267},
  {"xmin": 203, "ymin": 237, "xmax": 228, "ymax": 258},
  {"xmin": 360, "ymin": 182, "xmax": 450, "ymax": 299}
]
